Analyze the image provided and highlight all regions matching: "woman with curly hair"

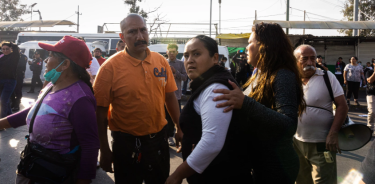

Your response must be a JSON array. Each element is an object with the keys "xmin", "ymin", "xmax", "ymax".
[{"xmin": 213, "ymin": 22, "xmax": 306, "ymax": 184}]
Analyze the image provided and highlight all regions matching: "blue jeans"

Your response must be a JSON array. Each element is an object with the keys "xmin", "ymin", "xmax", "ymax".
[{"xmin": 0, "ymin": 79, "xmax": 17, "ymax": 118}]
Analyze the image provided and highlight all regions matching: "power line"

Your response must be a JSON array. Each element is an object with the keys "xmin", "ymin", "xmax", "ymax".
[
  {"xmin": 259, "ymin": 0, "xmax": 280, "ymax": 12},
  {"xmin": 317, "ymin": 0, "xmax": 344, "ymax": 8},
  {"xmin": 290, "ymin": 7, "xmax": 341, "ymax": 21}
]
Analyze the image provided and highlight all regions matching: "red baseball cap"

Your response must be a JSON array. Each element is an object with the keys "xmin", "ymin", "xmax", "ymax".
[{"xmin": 38, "ymin": 36, "xmax": 92, "ymax": 69}]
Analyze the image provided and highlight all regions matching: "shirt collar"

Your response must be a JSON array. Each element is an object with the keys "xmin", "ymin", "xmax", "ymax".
[
  {"xmin": 314, "ymin": 68, "xmax": 324, "ymax": 76},
  {"xmin": 168, "ymin": 59, "xmax": 177, "ymax": 63},
  {"xmin": 124, "ymin": 47, "xmax": 152, "ymax": 66}
]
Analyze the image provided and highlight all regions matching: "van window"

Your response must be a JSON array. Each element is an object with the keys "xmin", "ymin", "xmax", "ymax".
[{"xmin": 111, "ymin": 39, "xmax": 121, "ymax": 50}]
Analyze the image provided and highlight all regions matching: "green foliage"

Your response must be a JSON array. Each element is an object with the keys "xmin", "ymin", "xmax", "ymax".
[
  {"xmin": 0, "ymin": 0, "xmax": 30, "ymax": 31},
  {"xmin": 124, "ymin": 0, "xmax": 148, "ymax": 20},
  {"xmin": 339, "ymin": 0, "xmax": 375, "ymax": 36}
]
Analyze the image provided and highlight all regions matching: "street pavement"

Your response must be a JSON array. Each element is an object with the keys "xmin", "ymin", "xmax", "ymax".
[{"xmin": 0, "ymin": 86, "xmax": 373, "ymax": 183}]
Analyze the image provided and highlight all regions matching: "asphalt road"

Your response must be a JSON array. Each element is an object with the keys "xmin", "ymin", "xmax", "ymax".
[{"xmin": 0, "ymin": 86, "xmax": 373, "ymax": 184}]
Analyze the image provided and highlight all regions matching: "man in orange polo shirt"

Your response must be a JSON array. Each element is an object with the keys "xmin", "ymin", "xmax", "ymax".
[{"xmin": 94, "ymin": 14, "xmax": 182, "ymax": 184}]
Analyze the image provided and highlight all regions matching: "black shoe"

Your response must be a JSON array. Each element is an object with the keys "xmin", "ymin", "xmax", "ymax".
[
  {"xmin": 12, "ymin": 107, "xmax": 20, "ymax": 111},
  {"xmin": 27, "ymin": 91, "xmax": 34, "ymax": 93},
  {"xmin": 355, "ymin": 101, "xmax": 360, "ymax": 106}
]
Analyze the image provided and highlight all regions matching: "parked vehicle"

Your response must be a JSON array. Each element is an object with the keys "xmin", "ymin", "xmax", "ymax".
[{"xmin": 16, "ymin": 32, "xmax": 120, "ymax": 56}]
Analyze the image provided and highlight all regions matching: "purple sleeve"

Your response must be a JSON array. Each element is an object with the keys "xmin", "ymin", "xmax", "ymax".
[
  {"xmin": 68, "ymin": 96, "xmax": 100, "ymax": 180},
  {"xmin": 7, "ymin": 107, "xmax": 31, "ymax": 128}
]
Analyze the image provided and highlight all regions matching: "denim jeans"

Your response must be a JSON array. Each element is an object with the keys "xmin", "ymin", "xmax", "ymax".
[{"xmin": 0, "ymin": 79, "xmax": 17, "ymax": 118}]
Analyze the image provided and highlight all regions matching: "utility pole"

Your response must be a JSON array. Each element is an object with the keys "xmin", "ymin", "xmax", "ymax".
[
  {"xmin": 210, "ymin": 0, "xmax": 212, "ymax": 37},
  {"xmin": 76, "ymin": 6, "xmax": 82, "ymax": 33},
  {"xmin": 303, "ymin": 10, "xmax": 306, "ymax": 35},
  {"xmin": 286, "ymin": 0, "xmax": 290, "ymax": 35},
  {"xmin": 353, "ymin": 0, "xmax": 359, "ymax": 36},
  {"xmin": 255, "ymin": 10, "xmax": 257, "ymax": 20},
  {"xmin": 219, "ymin": 0, "xmax": 221, "ymax": 35},
  {"xmin": 33, "ymin": 10, "xmax": 42, "ymax": 31},
  {"xmin": 30, "ymin": 3, "xmax": 37, "ymax": 31}
]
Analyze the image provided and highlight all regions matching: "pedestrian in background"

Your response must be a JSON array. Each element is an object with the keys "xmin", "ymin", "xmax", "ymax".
[
  {"xmin": 27, "ymin": 51, "xmax": 43, "ymax": 93},
  {"xmin": 165, "ymin": 43, "xmax": 187, "ymax": 146},
  {"xmin": 232, "ymin": 50, "xmax": 249, "ymax": 86},
  {"xmin": 335, "ymin": 57, "xmax": 345, "ymax": 86},
  {"xmin": 213, "ymin": 22, "xmax": 306, "ymax": 184},
  {"xmin": 365, "ymin": 62, "xmax": 375, "ymax": 131},
  {"xmin": 93, "ymin": 48, "xmax": 106, "ymax": 66},
  {"xmin": 344, "ymin": 56, "xmax": 365, "ymax": 106},
  {"xmin": 11, "ymin": 50, "xmax": 28, "ymax": 111},
  {"xmin": 0, "ymin": 41, "xmax": 20, "ymax": 118},
  {"xmin": 293, "ymin": 45, "xmax": 347, "ymax": 184},
  {"xmin": 316, "ymin": 55, "xmax": 328, "ymax": 71},
  {"xmin": 116, "ymin": 40, "xmax": 125, "ymax": 52}
]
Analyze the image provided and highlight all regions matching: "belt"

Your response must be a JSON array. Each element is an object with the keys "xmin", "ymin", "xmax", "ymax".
[{"xmin": 112, "ymin": 125, "xmax": 167, "ymax": 140}]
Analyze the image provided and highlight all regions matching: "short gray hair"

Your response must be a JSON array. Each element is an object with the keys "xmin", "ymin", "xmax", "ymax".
[
  {"xmin": 120, "ymin": 14, "xmax": 146, "ymax": 33},
  {"xmin": 293, "ymin": 44, "xmax": 317, "ymax": 59}
]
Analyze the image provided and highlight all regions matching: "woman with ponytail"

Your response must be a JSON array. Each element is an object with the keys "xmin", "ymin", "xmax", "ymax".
[{"xmin": 0, "ymin": 36, "xmax": 99, "ymax": 184}]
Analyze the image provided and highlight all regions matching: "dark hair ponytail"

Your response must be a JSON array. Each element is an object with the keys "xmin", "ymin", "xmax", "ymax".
[
  {"xmin": 51, "ymin": 51, "xmax": 94, "ymax": 94},
  {"xmin": 190, "ymin": 35, "xmax": 218, "ymax": 57},
  {"xmin": 70, "ymin": 61, "xmax": 94, "ymax": 94}
]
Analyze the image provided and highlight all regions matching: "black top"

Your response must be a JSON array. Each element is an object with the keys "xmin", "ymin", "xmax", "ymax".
[
  {"xmin": 17, "ymin": 53, "xmax": 28, "ymax": 74},
  {"xmin": 0, "ymin": 44, "xmax": 20, "ymax": 80},
  {"xmin": 231, "ymin": 53, "xmax": 248, "ymax": 75},
  {"xmin": 29, "ymin": 58, "xmax": 43, "ymax": 73},
  {"xmin": 218, "ymin": 61, "xmax": 226, "ymax": 68},
  {"xmin": 180, "ymin": 65, "xmax": 251, "ymax": 183},
  {"xmin": 366, "ymin": 69, "xmax": 375, "ymax": 96},
  {"xmin": 335, "ymin": 61, "xmax": 346, "ymax": 73},
  {"xmin": 316, "ymin": 62, "xmax": 327, "ymax": 70},
  {"xmin": 239, "ymin": 69, "xmax": 300, "ymax": 184}
]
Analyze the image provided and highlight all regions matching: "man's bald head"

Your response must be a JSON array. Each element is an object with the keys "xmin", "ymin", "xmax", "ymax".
[
  {"xmin": 294, "ymin": 44, "xmax": 317, "ymax": 59},
  {"xmin": 120, "ymin": 14, "xmax": 146, "ymax": 33}
]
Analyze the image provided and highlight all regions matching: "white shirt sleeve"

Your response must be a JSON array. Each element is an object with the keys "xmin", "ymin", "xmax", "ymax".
[
  {"xmin": 89, "ymin": 57, "xmax": 100, "ymax": 76},
  {"xmin": 186, "ymin": 83, "xmax": 232, "ymax": 174},
  {"xmin": 328, "ymin": 71, "xmax": 344, "ymax": 98}
]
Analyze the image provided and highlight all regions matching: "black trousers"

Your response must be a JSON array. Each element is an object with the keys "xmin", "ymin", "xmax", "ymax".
[
  {"xmin": 165, "ymin": 100, "xmax": 181, "ymax": 137},
  {"xmin": 236, "ymin": 73, "xmax": 248, "ymax": 86},
  {"xmin": 111, "ymin": 126, "xmax": 170, "ymax": 184},
  {"xmin": 11, "ymin": 72, "xmax": 24, "ymax": 108},
  {"xmin": 346, "ymin": 81, "xmax": 360, "ymax": 99},
  {"xmin": 30, "ymin": 71, "xmax": 42, "ymax": 91},
  {"xmin": 335, "ymin": 74, "xmax": 344, "ymax": 86}
]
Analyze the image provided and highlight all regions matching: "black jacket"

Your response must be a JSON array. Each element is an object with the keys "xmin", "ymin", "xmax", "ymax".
[
  {"xmin": 17, "ymin": 53, "xmax": 28, "ymax": 74},
  {"xmin": 180, "ymin": 65, "xmax": 251, "ymax": 183},
  {"xmin": 0, "ymin": 43, "xmax": 20, "ymax": 80}
]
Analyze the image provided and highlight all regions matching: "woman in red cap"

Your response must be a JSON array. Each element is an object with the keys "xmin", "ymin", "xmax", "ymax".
[{"xmin": 0, "ymin": 36, "xmax": 99, "ymax": 184}]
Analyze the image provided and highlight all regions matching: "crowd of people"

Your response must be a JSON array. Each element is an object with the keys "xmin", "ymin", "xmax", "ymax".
[{"xmin": 1, "ymin": 13, "xmax": 375, "ymax": 184}]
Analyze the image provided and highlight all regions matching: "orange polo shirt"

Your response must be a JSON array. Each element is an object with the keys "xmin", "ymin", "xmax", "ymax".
[{"xmin": 93, "ymin": 48, "xmax": 177, "ymax": 136}]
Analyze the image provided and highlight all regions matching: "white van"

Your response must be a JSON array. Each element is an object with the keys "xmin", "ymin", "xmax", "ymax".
[
  {"xmin": 19, "ymin": 41, "xmax": 105, "ymax": 83},
  {"xmin": 148, "ymin": 44, "xmax": 230, "ymax": 68}
]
